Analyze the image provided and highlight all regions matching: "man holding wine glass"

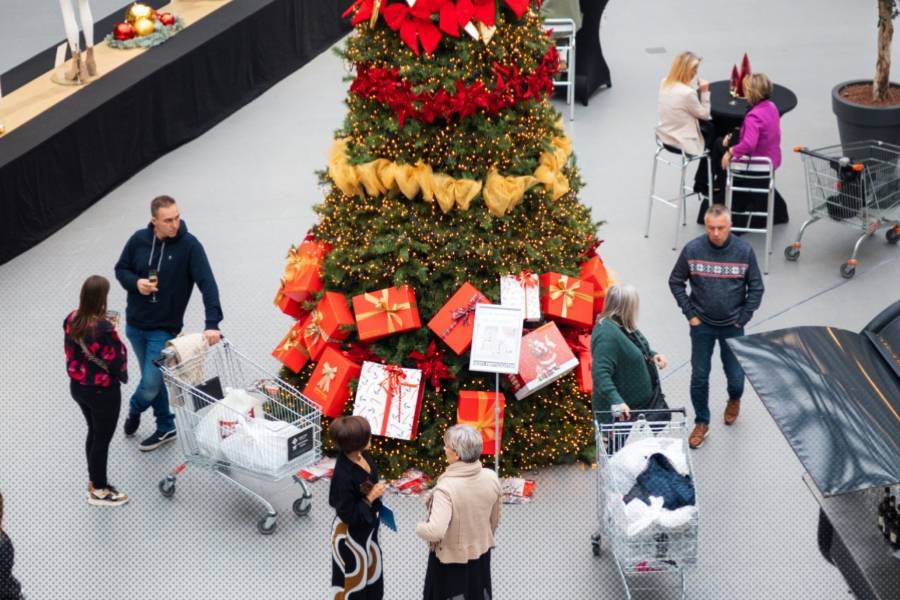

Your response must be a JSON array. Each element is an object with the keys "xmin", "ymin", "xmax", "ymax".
[{"xmin": 114, "ymin": 195, "xmax": 223, "ymax": 451}]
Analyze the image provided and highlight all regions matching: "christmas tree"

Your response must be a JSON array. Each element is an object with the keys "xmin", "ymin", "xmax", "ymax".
[{"xmin": 275, "ymin": 0, "xmax": 604, "ymax": 477}]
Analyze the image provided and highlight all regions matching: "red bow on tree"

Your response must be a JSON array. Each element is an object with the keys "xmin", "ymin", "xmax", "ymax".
[
  {"xmin": 342, "ymin": 0, "xmax": 378, "ymax": 25},
  {"xmin": 501, "ymin": 0, "xmax": 529, "ymax": 19},
  {"xmin": 345, "ymin": 342, "xmax": 382, "ymax": 365},
  {"xmin": 382, "ymin": 0, "xmax": 443, "ymax": 56},
  {"xmin": 579, "ymin": 236, "xmax": 604, "ymax": 259},
  {"xmin": 560, "ymin": 326, "xmax": 592, "ymax": 355},
  {"xmin": 409, "ymin": 341, "xmax": 454, "ymax": 391}
]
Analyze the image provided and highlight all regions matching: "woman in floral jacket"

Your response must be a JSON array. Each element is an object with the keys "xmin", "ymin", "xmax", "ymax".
[{"xmin": 64, "ymin": 275, "xmax": 130, "ymax": 507}]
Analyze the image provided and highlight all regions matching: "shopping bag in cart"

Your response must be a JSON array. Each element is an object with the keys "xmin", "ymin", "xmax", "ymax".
[
  {"xmin": 220, "ymin": 416, "xmax": 316, "ymax": 474},
  {"xmin": 194, "ymin": 389, "xmax": 266, "ymax": 460}
]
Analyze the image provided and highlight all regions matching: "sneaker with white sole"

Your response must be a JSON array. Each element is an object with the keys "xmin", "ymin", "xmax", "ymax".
[
  {"xmin": 88, "ymin": 485, "xmax": 129, "ymax": 507},
  {"xmin": 139, "ymin": 429, "xmax": 177, "ymax": 452}
]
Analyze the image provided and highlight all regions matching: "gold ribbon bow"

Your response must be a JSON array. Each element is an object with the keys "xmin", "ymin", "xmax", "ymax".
[
  {"xmin": 317, "ymin": 362, "xmax": 339, "ymax": 392},
  {"xmin": 548, "ymin": 275, "xmax": 592, "ymax": 319},
  {"xmin": 356, "ymin": 289, "xmax": 412, "ymax": 334},
  {"xmin": 303, "ymin": 310, "xmax": 333, "ymax": 349},
  {"xmin": 284, "ymin": 247, "xmax": 321, "ymax": 280},
  {"xmin": 273, "ymin": 278, "xmax": 288, "ymax": 308},
  {"xmin": 482, "ymin": 170, "xmax": 539, "ymax": 217},
  {"xmin": 277, "ymin": 329, "xmax": 308, "ymax": 358},
  {"xmin": 460, "ymin": 393, "xmax": 502, "ymax": 443}
]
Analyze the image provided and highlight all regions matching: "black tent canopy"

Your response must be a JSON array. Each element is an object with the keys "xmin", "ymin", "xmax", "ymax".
[{"xmin": 728, "ymin": 300, "xmax": 900, "ymax": 497}]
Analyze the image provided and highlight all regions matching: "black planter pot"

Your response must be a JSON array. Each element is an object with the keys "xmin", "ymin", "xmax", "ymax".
[{"xmin": 832, "ymin": 79, "xmax": 900, "ymax": 147}]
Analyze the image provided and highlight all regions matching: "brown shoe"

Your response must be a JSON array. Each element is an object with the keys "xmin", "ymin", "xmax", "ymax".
[
  {"xmin": 64, "ymin": 50, "xmax": 80, "ymax": 81},
  {"xmin": 724, "ymin": 399, "xmax": 741, "ymax": 426},
  {"xmin": 689, "ymin": 423, "xmax": 709, "ymax": 449},
  {"xmin": 85, "ymin": 47, "xmax": 97, "ymax": 77}
]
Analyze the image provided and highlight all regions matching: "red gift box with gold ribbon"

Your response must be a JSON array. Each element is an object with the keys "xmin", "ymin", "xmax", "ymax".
[
  {"xmin": 457, "ymin": 391, "xmax": 505, "ymax": 455},
  {"xmin": 303, "ymin": 346, "xmax": 361, "ymax": 418},
  {"xmin": 272, "ymin": 321, "xmax": 310, "ymax": 373},
  {"xmin": 427, "ymin": 283, "xmax": 490, "ymax": 355},
  {"xmin": 352, "ymin": 361, "xmax": 424, "ymax": 440},
  {"xmin": 540, "ymin": 273, "xmax": 594, "ymax": 328},
  {"xmin": 300, "ymin": 292, "xmax": 354, "ymax": 360},
  {"xmin": 352, "ymin": 285, "xmax": 421, "ymax": 342},
  {"xmin": 578, "ymin": 256, "xmax": 610, "ymax": 315},
  {"xmin": 282, "ymin": 241, "xmax": 326, "ymax": 303},
  {"xmin": 274, "ymin": 278, "xmax": 306, "ymax": 319}
]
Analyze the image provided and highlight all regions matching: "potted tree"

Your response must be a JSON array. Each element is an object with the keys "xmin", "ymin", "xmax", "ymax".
[{"xmin": 832, "ymin": 0, "xmax": 900, "ymax": 145}]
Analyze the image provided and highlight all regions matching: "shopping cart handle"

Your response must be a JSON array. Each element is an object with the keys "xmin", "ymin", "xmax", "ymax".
[
  {"xmin": 594, "ymin": 407, "xmax": 686, "ymax": 420},
  {"xmin": 153, "ymin": 347, "xmax": 177, "ymax": 368}
]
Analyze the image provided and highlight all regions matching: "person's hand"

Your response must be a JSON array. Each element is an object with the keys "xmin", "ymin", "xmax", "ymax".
[
  {"xmin": 136, "ymin": 278, "xmax": 157, "ymax": 296},
  {"xmin": 366, "ymin": 481, "xmax": 387, "ymax": 503},
  {"xmin": 654, "ymin": 354, "xmax": 668, "ymax": 370},
  {"xmin": 689, "ymin": 317, "xmax": 702, "ymax": 327},
  {"xmin": 721, "ymin": 149, "xmax": 732, "ymax": 170},
  {"xmin": 723, "ymin": 133, "xmax": 732, "ymax": 146},
  {"xmin": 203, "ymin": 330, "xmax": 222, "ymax": 346},
  {"xmin": 698, "ymin": 79, "xmax": 709, "ymax": 94},
  {"xmin": 611, "ymin": 403, "xmax": 631, "ymax": 421}
]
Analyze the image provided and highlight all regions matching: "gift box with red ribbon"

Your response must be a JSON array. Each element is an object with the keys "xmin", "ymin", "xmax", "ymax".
[
  {"xmin": 352, "ymin": 361, "xmax": 424, "ymax": 440},
  {"xmin": 272, "ymin": 321, "xmax": 310, "ymax": 373},
  {"xmin": 500, "ymin": 272, "xmax": 541, "ymax": 322},
  {"xmin": 578, "ymin": 256, "xmax": 610, "ymax": 315},
  {"xmin": 540, "ymin": 273, "xmax": 594, "ymax": 329},
  {"xmin": 573, "ymin": 333, "xmax": 592, "ymax": 394},
  {"xmin": 352, "ymin": 285, "xmax": 421, "ymax": 342},
  {"xmin": 457, "ymin": 391, "xmax": 505, "ymax": 455},
  {"xmin": 303, "ymin": 346, "xmax": 362, "ymax": 418},
  {"xmin": 282, "ymin": 241, "xmax": 327, "ymax": 303},
  {"xmin": 274, "ymin": 278, "xmax": 306, "ymax": 319},
  {"xmin": 301, "ymin": 292, "xmax": 355, "ymax": 360},
  {"xmin": 427, "ymin": 283, "xmax": 490, "ymax": 355},
  {"xmin": 506, "ymin": 321, "xmax": 579, "ymax": 399}
]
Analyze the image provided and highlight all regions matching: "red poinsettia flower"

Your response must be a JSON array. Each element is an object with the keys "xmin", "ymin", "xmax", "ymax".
[
  {"xmin": 68, "ymin": 360, "xmax": 87, "ymax": 382},
  {"xmin": 93, "ymin": 373, "xmax": 111, "ymax": 387},
  {"xmin": 382, "ymin": 0, "xmax": 443, "ymax": 56},
  {"xmin": 342, "ymin": 0, "xmax": 379, "ymax": 26}
]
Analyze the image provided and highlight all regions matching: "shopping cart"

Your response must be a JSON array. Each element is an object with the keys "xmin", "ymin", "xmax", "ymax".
[
  {"xmin": 591, "ymin": 408, "xmax": 698, "ymax": 600},
  {"xmin": 789, "ymin": 141, "xmax": 900, "ymax": 278},
  {"xmin": 154, "ymin": 338, "xmax": 321, "ymax": 534}
]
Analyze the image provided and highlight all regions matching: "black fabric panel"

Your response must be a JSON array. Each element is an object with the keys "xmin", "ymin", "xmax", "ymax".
[
  {"xmin": 728, "ymin": 326, "xmax": 900, "ymax": 496},
  {"xmin": 0, "ymin": 0, "xmax": 351, "ymax": 265}
]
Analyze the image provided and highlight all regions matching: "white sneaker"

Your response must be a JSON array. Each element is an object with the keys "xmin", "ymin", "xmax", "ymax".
[{"xmin": 88, "ymin": 485, "xmax": 129, "ymax": 507}]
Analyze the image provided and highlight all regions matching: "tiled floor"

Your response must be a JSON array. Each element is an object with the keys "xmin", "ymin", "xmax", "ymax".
[{"xmin": 1, "ymin": 0, "xmax": 898, "ymax": 598}]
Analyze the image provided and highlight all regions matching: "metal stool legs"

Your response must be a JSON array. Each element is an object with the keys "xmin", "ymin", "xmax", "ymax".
[{"xmin": 725, "ymin": 157, "xmax": 775, "ymax": 274}]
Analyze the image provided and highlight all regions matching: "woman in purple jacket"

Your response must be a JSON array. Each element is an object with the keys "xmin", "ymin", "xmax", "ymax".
[{"xmin": 721, "ymin": 73, "xmax": 789, "ymax": 226}]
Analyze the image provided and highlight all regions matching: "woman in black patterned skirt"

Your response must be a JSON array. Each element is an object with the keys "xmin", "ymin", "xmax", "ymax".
[{"xmin": 328, "ymin": 416, "xmax": 386, "ymax": 600}]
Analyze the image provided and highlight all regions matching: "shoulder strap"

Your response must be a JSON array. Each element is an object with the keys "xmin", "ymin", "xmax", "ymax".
[{"xmin": 78, "ymin": 339, "xmax": 110, "ymax": 373}]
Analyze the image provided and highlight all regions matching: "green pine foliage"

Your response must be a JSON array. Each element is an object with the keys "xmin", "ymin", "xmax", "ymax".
[{"xmin": 280, "ymin": 1, "xmax": 602, "ymax": 477}]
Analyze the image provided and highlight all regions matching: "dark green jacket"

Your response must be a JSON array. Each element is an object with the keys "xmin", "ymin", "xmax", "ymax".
[{"xmin": 590, "ymin": 318, "xmax": 655, "ymax": 423}]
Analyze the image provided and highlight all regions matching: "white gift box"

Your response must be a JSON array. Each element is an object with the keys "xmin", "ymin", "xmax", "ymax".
[
  {"xmin": 500, "ymin": 274, "xmax": 541, "ymax": 322},
  {"xmin": 352, "ymin": 361, "xmax": 423, "ymax": 440}
]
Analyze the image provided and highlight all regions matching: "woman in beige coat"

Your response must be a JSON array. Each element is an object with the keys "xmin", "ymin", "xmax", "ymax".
[{"xmin": 415, "ymin": 425, "xmax": 502, "ymax": 600}]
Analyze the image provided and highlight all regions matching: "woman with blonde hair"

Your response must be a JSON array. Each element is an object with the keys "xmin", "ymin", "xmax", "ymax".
[{"xmin": 590, "ymin": 284, "xmax": 669, "ymax": 425}]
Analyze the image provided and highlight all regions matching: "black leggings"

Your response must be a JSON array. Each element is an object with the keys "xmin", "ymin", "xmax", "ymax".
[{"xmin": 70, "ymin": 380, "xmax": 121, "ymax": 490}]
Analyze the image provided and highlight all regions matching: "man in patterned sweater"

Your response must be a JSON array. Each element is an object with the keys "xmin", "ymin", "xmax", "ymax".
[{"xmin": 668, "ymin": 204, "xmax": 765, "ymax": 449}]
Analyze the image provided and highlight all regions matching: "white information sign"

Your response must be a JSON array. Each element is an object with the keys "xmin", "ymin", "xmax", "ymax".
[{"xmin": 468, "ymin": 304, "xmax": 523, "ymax": 374}]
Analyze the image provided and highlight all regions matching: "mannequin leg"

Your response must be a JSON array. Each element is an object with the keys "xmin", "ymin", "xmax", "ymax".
[
  {"xmin": 58, "ymin": 0, "xmax": 89, "ymax": 81},
  {"xmin": 79, "ymin": 0, "xmax": 97, "ymax": 76}
]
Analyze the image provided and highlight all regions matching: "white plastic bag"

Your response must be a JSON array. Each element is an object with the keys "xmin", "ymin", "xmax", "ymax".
[
  {"xmin": 220, "ymin": 418, "xmax": 306, "ymax": 474},
  {"xmin": 193, "ymin": 388, "xmax": 265, "ymax": 460}
]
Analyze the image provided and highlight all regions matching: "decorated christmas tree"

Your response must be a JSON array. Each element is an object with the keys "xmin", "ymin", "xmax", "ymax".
[{"xmin": 272, "ymin": 0, "xmax": 608, "ymax": 477}]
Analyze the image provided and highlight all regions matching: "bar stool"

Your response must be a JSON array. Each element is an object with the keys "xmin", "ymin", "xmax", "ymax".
[
  {"xmin": 542, "ymin": 18, "xmax": 576, "ymax": 121},
  {"xmin": 725, "ymin": 156, "xmax": 775, "ymax": 274},
  {"xmin": 645, "ymin": 134, "xmax": 713, "ymax": 250}
]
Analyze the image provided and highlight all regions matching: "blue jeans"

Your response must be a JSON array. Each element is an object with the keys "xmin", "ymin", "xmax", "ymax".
[
  {"xmin": 689, "ymin": 322, "xmax": 745, "ymax": 424},
  {"xmin": 126, "ymin": 325, "xmax": 176, "ymax": 433}
]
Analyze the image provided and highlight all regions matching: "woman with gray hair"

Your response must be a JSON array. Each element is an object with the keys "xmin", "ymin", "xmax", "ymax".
[
  {"xmin": 415, "ymin": 425, "xmax": 502, "ymax": 600},
  {"xmin": 591, "ymin": 284, "xmax": 669, "ymax": 424}
]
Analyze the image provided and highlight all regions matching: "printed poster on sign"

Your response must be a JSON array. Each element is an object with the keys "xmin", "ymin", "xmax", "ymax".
[{"xmin": 468, "ymin": 304, "xmax": 523, "ymax": 374}]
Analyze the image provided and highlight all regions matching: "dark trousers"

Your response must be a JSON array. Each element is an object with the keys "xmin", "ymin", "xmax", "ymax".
[
  {"xmin": 689, "ymin": 322, "xmax": 745, "ymax": 424},
  {"xmin": 70, "ymin": 380, "xmax": 121, "ymax": 490}
]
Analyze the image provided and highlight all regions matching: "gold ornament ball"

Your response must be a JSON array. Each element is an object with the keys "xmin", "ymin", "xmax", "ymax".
[
  {"xmin": 126, "ymin": 3, "xmax": 153, "ymax": 24},
  {"xmin": 133, "ymin": 17, "xmax": 155, "ymax": 37}
]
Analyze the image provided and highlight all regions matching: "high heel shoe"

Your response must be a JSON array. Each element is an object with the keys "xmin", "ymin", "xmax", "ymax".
[
  {"xmin": 64, "ymin": 50, "xmax": 81, "ymax": 82},
  {"xmin": 85, "ymin": 47, "xmax": 97, "ymax": 77}
]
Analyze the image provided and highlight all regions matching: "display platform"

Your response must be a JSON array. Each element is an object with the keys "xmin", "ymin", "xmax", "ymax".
[{"xmin": 0, "ymin": 0, "xmax": 350, "ymax": 265}]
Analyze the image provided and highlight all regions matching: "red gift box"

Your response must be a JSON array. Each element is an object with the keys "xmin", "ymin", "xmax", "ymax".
[
  {"xmin": 352, "ymin": 285, "xmax": 421, "ymax": 342},
  {"xmin": 301, "ymin": 292, "xmax": 355, "ymax": 360},
  {"xmin": 572, "ymin": 333, "xmax": 592, "ymax": 394},
  {"xmin": 283, "ymin": 241, "xmax": 326, "ymax": 303},
  {"xmin": 303, "ymin": 346, "xmax": 362, "ymax": 417},
  {"xmin": 274, "ymin": 278, "xmax": 306, "ymax": 319},
  {"xmin": 578, "ymin": 256, "xmax": 610, "ymax": 315},
  {"xmin": 272, "ymin": 322, "xmax": 310, "ymax": 373},
  {"xmin": 506, "ymin": 322, "xmax": 579, "ymax": 399},
  {"xmin": 427, "ymin": 283, "xmax": 490, "ymax": 355},
  {"xmin": 457, "ymin": 391, "xmax": 505, "ymax": 455},
  {"xmin": 540, "ymin": 273, "xmax": 594, "ymax": 328}
]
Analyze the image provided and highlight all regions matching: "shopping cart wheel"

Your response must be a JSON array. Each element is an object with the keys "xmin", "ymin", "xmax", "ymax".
[
  {"xmin": 158, "ymin": 478, "xmax": 175, "ymax": 498},
  {"xmin": 257, "ymin": 514, "xmax": 277, "ymax": 535},
  {"xmin": 840, "ymin": 262, "xmax": 856, "ymax": 279},
  {"xmin": 887, "ymin": 227, "xmax": 900, "ymax": 245},
  {"xmin": 784, "ymin": 245, "xmax": 800, "ymax": 261},
  {"xmin": 292, "ymin": 496, "xmax": 312, "ymax": 517},
  {"xmin": 591, "ymin": 534, "xmax": 602, "ymax": 557}
]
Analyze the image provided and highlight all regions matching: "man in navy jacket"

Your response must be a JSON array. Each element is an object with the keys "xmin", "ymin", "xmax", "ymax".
[
  {"xmin": 114, "ymin": 196, "xmax": 223, "ymax": 451},
  {"xmin": 669, "ymin": 204, "xmax": 764, "ymax": 449}
]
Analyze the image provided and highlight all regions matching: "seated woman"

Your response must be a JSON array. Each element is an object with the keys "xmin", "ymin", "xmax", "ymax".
[
  {"xmin": 656, "ymin": 51, "xmax": 715, "ymax": 194},
  {"xmin": 720, "ymin": 72, "xmax": 789, "ymax": 227}
]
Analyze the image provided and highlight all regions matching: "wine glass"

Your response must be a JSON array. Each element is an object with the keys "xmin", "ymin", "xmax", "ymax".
[{"xmin": 148, "ymin": 269, "xmax": 159, "ymax": 304}]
